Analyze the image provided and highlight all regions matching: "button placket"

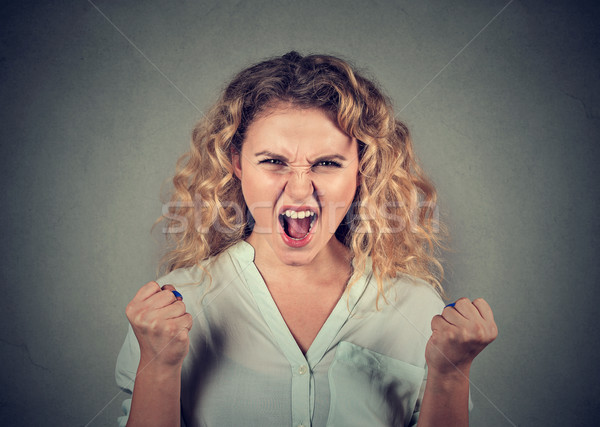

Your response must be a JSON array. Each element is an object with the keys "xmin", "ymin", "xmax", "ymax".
[{"xmin": 291, "ymin": 363, "xmax": 312, "ymax": 427}]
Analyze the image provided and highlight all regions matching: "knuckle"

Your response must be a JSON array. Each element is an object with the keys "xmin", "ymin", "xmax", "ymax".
[
  {"xmin": 474, "ymin": 323, "xmax": 486, "ymax": 341},
  {"xmin": 125, "ymin": 303, "xmax": 135, "ymax": 319},
  {"xmin": 175, "ymin": 330, "xmax": 189, "ymax": 344},
  {"xmin": 148, "ymin": 318, "xmax": 161, "ymax": 334},
  {"xmin": 490, "ymin": 323, "xmax": 499, "ymax": 339},
  {"xmin": 130, "ymin": 309, "xmax": 148, "ymax": 328},
  {"xmin": 164, "ymin": 323, "xmax": 178, "ymax": 336}
]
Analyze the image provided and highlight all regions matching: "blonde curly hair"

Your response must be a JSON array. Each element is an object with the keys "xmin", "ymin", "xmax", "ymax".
[{"xmin": 158, "ymin": 51, "xmax": 446, "ymax": 305}]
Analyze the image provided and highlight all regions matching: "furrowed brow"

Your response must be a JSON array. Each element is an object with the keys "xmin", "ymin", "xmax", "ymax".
[
  {"xmin": 254, "ymin": 151, "xmax": 352, "ymax": 165},
  {"xmin": 254, "ymin": 150, "xmax": 288, "ymax": 160}
]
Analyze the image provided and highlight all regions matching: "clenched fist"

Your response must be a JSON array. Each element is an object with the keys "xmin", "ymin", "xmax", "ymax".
[
  {"xmin": 126, "ymin": 281, "xmax": 193, "ymax": 367},
  {"xmin": 426, "ymin": 297, "xmax": 498, "ymax": 376}
]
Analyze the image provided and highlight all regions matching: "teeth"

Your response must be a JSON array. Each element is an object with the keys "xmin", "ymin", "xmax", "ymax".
[
  {"xmin": 283, "ymin": 209, "xmax": 315, "ymax": 218},
  {"xmin": 279, "ymin": 209, "xmax": 317, "ymax": 239}
]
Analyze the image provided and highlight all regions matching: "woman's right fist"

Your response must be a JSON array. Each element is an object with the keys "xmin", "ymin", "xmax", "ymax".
[{"xmin": 126, "ymin": 281, "xmax": 193, "ymax": 367}]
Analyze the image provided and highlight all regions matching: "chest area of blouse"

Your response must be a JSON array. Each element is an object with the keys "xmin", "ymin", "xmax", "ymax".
[
  {"xmin": 267, "ymin": 284, "xmax": 344, "ymax": 354},
  {"xmin": 182, "ymin": 340, "xmax": 426, "ymax": 427}
]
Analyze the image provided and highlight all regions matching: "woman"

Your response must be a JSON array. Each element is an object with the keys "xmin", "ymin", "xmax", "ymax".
[{"xmin": 116, "ymin": 52, "xmax": 497, "ymax": 426}]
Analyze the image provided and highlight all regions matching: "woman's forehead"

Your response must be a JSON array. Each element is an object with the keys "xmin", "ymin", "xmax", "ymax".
[{"xmin": 243, "ymin": 106, "xmax": 355, "ymax": 157}]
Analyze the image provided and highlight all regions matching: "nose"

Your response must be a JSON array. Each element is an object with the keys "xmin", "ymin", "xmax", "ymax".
[{"xmin": 284, "ymin": 168, "xmax": 314, "ymax": 201}]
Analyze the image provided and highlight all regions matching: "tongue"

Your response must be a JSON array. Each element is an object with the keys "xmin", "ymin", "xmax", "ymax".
[{"xmin": 286, "ymin": 217, "xmax": 311, "ymax": 239}]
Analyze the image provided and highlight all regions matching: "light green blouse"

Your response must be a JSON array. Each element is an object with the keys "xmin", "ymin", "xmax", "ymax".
[{"xmin": 116, "ymin": 240, "xmax": 446, "ymax": 426}]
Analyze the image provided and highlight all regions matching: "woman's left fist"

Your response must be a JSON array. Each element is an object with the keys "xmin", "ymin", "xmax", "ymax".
[{"xmin": 425, "ymin": 297, "xmax": 498, "ymax": 375}]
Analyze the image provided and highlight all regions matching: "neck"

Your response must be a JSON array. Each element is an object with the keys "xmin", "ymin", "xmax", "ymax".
[{"xmin": 247, "ymin": 235, "xmax": 352, "ymax": 289}]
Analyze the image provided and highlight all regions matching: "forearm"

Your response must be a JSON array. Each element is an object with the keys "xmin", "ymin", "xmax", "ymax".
[
  {"xmin": 416, "ymin": 367, "xmax": 470, "ymax": 427},
  {"xmin": 126, "ymin": 358, "xmax": 182, "ymax": 427}
]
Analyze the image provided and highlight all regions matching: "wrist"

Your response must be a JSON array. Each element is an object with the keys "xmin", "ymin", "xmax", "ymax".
[
  {"xmin": 137, "ymin": 356, "xmax": 183, "ymax": 381},
  {"xmin": 427, "ymin": 363, "xmax": 471, "ymax": 388}
]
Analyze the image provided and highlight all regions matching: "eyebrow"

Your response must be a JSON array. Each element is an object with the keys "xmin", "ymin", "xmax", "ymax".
[{"xmin": 254, "ymin": 151, "xmax": 348, "ymax": 162}]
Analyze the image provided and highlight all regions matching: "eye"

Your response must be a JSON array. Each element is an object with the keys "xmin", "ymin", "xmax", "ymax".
[
  {"xmin": 314, "ymin": 160, "xmax": 342, "ymax": 168},
  {"xmin": 258, "ymin": 158, "xmax": 285, "ymax": 166}
]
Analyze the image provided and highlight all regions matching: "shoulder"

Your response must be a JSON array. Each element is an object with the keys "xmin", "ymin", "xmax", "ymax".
[
  {"xmin": 386, "ymin": 273, "xmax": 445, "ymax": 314},
  {"xmin": 383, "ymin": 273, "xmax": 445, "ymax": 332},
  {"xmin": 155, "ymin": 241, "xmax": 252, "ymax": 297},
  {"xmin": 357, "ymin": 268, "xmax": 444, "ymax": 314},
  {"xmin": 354, "ymin": 271, "xmax": 444, "ymax": 334}
]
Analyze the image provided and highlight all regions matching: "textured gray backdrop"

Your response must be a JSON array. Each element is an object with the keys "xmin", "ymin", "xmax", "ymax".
[{"xmin": 1, "ymin": 0, "xmax": 599, "ymax": 426}]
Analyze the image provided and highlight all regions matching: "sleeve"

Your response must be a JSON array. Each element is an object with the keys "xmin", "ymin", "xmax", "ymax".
[
  {"xmin": 115, "ymin": 318, "xmax": 189, "ymax": 426},
  {"xmin": 115, "ymin": 325, "xmax": 140, "ymax": 427},
  {"xmin": 402, "ymin": 287, "xmax": 473, "ymax": 425},
  {"xmin": 407, "ymin": 365, "xmax": 427, "ymax": 427}
]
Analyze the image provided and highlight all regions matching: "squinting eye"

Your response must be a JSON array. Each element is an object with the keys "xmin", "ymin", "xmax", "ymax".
[
  {"xmin": 258, "ymin": 158, "xmax": 284, "ymax": 166},
  {"xmin": 314, "ymin": 160, "xmax": 342, "ymax": 168}
]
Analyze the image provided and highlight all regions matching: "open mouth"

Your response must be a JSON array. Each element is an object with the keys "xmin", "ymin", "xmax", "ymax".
[{"xmin": 279, "ymin": 209, "xmax": 318, "ymax": 240}]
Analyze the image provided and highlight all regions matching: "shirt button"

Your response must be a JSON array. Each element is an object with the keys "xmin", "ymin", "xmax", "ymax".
[{"xmin": 298, "ymin": 365, "xmax": 308, "ymax": 375}]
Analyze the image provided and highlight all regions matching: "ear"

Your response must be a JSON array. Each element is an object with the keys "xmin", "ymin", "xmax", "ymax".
[{"xmin": 231, "ymin": 146, "xmax": 242, "ymax": 179}]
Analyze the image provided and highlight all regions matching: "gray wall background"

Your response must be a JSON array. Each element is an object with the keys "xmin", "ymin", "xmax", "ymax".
[{"xmin": 1, "ymin": 0, "xmax": 598, "ymax": 425}]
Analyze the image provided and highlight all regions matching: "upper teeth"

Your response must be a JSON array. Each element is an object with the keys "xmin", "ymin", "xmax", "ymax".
[{"xmin": 283, "ymin": 210, "xmax": 315, "ymax": 219}]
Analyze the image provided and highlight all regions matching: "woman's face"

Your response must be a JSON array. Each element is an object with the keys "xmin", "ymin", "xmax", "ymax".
[{"xmin": 232, "ymin": 105, "xmax": 359, "ymax": 267}]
